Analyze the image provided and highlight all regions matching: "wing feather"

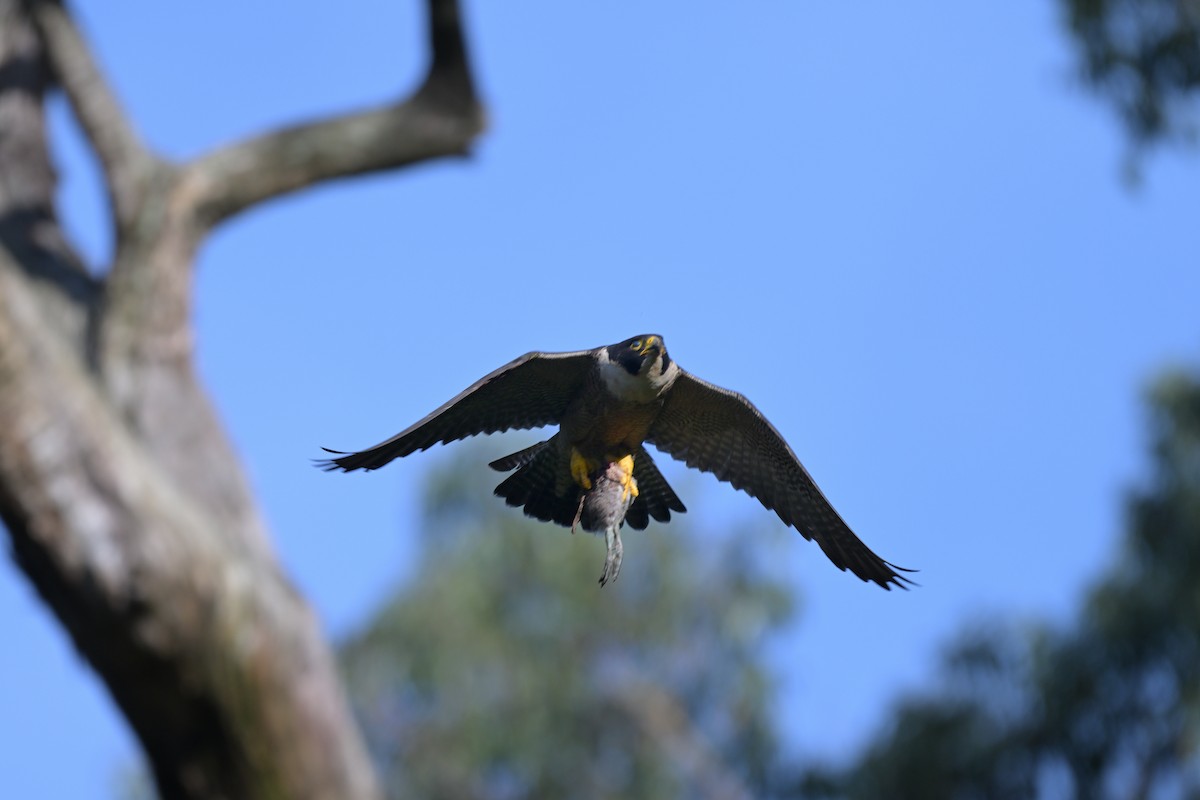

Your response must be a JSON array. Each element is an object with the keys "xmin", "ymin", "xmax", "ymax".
[
  {"xmin": 321, "ymin": 349, "xmax": 595, "ymax": 471},
  {"xmin": 648, "ymin": 371, "xmax": 914, "ymax": 589}
]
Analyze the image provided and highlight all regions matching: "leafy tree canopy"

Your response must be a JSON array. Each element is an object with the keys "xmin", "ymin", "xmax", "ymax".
[{"xmin": 1063, "ymin": 0, "xmax": 1200, "ymax": 149}]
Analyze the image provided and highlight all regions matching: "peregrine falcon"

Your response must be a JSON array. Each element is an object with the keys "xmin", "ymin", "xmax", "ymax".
[{"xmin": 321, "ymin": 335, "xmax": 913, "ymax": 589}]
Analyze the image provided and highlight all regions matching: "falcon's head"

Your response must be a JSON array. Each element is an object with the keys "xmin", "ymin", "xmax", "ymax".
[
  {"xmin": 600, "ymin": 334, "xmax": 679, "ymax": 401},
  {"xmin": 608, "ymin": 334, "xmax": 670, "ymax": 376}
]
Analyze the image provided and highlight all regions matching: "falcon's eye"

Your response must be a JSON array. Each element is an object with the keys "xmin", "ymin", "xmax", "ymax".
[{"xmin": 630, "ymin": 340, "xmax": 642, "ymax": 351}]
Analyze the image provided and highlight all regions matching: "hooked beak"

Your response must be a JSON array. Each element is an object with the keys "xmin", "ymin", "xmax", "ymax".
[{"xmin": 637, "ymin": 336, "xmax": 661, "ymax": 356}]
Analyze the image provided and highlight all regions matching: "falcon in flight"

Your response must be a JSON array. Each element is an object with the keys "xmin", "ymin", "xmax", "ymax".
[{"xmin": 321, "ymin": 334, "xmax": 913, "ymax": 589}]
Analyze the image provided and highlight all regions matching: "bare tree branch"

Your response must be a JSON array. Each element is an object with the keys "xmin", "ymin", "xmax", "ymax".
[
  {"xmin": 0, "ymin": 0, "xmax": 96, "ymax": 340},
  {"xmin": 183, "ymin": 0, "xmax": 485, "ymax": 230},
  {"xmin": 24, "ymin": 0, "xmax": 161, "ymax": 233},
  {"xmin": 182, "ymin": 93, "xmax": 483, "ymax": 229},
  {"xmin": 90, "ymin": 0, "xmax": 484, "ymax": 470}
]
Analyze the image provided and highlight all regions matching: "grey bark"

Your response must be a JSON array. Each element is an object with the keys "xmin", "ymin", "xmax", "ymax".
[{"xmin": 0, "ymin": 1, "xmax": 484, "ymax": 797}]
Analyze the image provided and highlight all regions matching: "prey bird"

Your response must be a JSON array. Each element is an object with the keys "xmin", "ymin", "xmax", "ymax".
[{"xmin": 320, "ymin": 334, "xmax": 913, "ymax": 589}]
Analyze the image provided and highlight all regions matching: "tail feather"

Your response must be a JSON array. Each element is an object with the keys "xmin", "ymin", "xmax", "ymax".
[
  {"xmin": 625, "ymin": 446, "xmax": 687, "ymax": 530},
  {"xmin": 491, "ymin": 439, "xmax": 687, "ymax": 531},
  {"xmin": 492, "ymin": 437, "xmax": 581, "ymax": 528},
  {"xmin": 488, "ymin": 441, "xmax": 550, "ymax": 472}
]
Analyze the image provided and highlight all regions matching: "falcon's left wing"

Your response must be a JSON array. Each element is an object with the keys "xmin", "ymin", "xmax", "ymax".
[{"xmin": 647, "ymin": 371, "xmax": 914, "ymax": 589}]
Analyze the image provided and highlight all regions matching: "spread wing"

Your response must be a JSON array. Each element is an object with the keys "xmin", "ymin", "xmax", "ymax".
[
  {"xmin": 320, "ymin": 349, "xmax": 596, "ymax": 471},
  {"xmin": 647, "ymin": 370, "xmax": 914, "ymax": 589}
]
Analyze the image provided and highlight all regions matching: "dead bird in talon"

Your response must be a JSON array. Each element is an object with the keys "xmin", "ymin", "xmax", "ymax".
[
  {"xmin": 320, "ymin": 334, "xmax": 914, "ymax": 590},
  {"xmin": 572, "ymin": 457, "xmax": 639, "ymax": 586}
]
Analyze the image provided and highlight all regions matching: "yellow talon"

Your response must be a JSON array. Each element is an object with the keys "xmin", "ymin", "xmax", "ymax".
[
  {"xmin": 570, "ymin": 448, "xmax": 594, "ymax": 490},
  {"xmin": 615, "ymin": 453, "xmax": 639, "ymax": 501}
]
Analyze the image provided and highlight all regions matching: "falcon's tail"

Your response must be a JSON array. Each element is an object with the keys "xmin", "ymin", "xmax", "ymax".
[
  {"xmin": 489, "ymin": 440, "xmax": 686, "ymax": 531},
  {"xmin": 490, "ymin": 438, "xmax": 580, "ymax": 528},
  {"xmin": 625, "ymin": 446, "xmax": 687, "ymax": 529}
]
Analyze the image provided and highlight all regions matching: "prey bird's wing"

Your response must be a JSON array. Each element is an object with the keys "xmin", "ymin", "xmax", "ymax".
[
  {"xmin": 321, "ymin": 350, "xmax": 595, "ymax": 471},
  {"xmin": 648, "ymin": 371, "xmax": 913, "ymax": 589}
]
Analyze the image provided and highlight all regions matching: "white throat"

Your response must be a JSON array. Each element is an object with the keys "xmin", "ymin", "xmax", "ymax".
[{"xmin": 597, "ymin": 349, "xmax": 679, "ymax": 403}]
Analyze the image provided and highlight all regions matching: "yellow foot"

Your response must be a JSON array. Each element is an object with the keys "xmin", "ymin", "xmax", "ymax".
[
  {"xmin": 614, "ymin": 453, "xmax": 639, "ymax": 502},
  {"xmin": 570, "ymin": 447, "xmax": 595, "ymax": 490}
]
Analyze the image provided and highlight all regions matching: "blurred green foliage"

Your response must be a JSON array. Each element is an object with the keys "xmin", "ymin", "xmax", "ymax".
[
  {"xmin": 339, "ymin": 444, "xmax": 798, "ymax": 800},
  {"xmin": 1062, "ymin": 0, "xmax": 1200, "ymax": 149},
  {"xmin": 800, "ymin": 370, "xmax": 1200, "ymax": 799}
]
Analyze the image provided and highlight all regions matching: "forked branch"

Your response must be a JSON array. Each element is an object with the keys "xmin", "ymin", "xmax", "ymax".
[{"xmin": 183, "ymin": 0, "xmax": 485, "ymax": 230}]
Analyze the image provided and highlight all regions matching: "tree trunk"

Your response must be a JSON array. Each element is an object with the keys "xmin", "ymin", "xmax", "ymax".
[{"xmin": 0, "ymin": 1, "xmax": 484, "ymax": 797}]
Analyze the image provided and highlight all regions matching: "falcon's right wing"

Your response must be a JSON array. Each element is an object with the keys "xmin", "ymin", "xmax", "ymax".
[{"xmin": 320, "ymin": 349, "xmax": 596, "ymax": 472}]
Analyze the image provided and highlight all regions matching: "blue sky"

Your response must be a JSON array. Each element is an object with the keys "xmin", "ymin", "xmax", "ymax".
[{"xmin": 4, "ymin": 1, "xmax": 1200, "ymax": 795}]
